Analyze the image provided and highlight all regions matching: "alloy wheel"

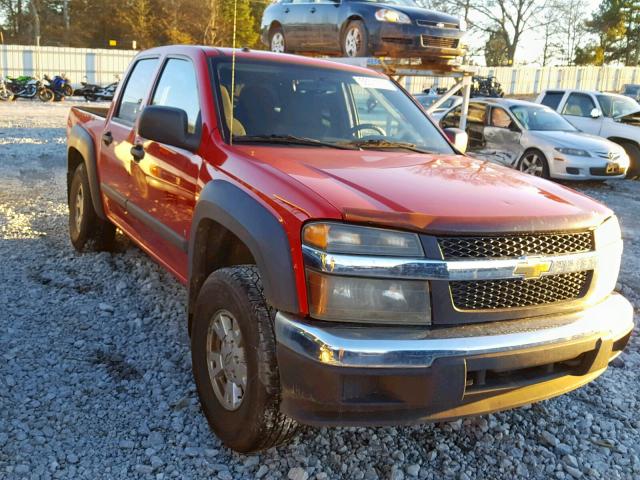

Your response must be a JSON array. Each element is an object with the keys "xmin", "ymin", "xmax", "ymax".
[
  {"xmin": 74, "ymin": 183, "xmax": 84, "ymax": 233},
  {"xmin": 344, "ymin": 27, "xmax": 362, "ymax": 57},
  {"xmin": 271, "ymin": 32, "xmax": 285, "ymax": 53},
  {"xmin": 206, "ymin": 309, "xmax": 247, "ymax": 411},
  {"xmin": 520, "ymin": 152, "xmax": 544, "ymax": 177}
]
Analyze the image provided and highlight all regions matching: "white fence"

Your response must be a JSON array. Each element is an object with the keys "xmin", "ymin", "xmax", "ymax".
[
  {"xmin": 0, "ymin": 44, "xmax": 137, "ymax": 85},
  {"xmin": 2, "ymin": 44, "xmax": 640, "ymax": 95}
]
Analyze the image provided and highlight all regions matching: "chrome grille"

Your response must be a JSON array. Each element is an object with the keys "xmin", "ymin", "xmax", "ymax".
[
  {"xmin": 421, "ymin": 35, "xmax": 459, "ymax": 49},
  {"xmin": 416, "ymin": 20, "xmax": 459, "ymax": 29},
  {"xmin": 450, "ymin": 271, "xmax": 590, "ymax": 310},
  {"xmin": 437, "ymin": 232, "xmax": 593, "ymax": 259}
]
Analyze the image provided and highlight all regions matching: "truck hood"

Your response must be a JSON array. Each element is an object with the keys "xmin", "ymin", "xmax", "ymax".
[{"xmin": 235, "ymin": 147, "xmax": 611, "ymax": 233}]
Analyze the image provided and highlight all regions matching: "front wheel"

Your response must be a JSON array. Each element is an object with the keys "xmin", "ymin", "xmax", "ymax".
[
  {"xmin": 0, "ymin": 88, "xmax": 13, "ymax": 101},
  {"xmin": 269, "ymin": 27, "xmax": 286, "ymax": 53},
  {"xmin": 38, "ymin": 88, "xmax": 54, "ymax": 102},
  {"xmin": 518, "ymin": 149, "xmax": 550, "ymax": 179},
  {"xmin": 342, "ymin": 21, "xmax": 369, "ymax": 57},
  {"xmin": 619, "ymin": 141, "xmax": 640, "ymax": 178},
  {"xmin": 191, "ymin": 266, "xmax": 298, "ymax": 453}
]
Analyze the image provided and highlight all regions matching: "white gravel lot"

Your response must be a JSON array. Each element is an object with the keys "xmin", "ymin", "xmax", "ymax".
[{"xmin": 0, "ymin": 100, "xmax": 639, "ymax": 480}]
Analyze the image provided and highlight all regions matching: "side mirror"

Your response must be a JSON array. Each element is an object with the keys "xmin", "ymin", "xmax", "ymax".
[
  {"xmin": 590, "ymin": 108, "xmax": 602, "ymax": 118},
  {"xmin": 444, "ymin": 127, "xmax": 468, "ymax": 153},
  {"xmin": 138, "ymin": 105, "xmax": 198, "ymax": 152}
]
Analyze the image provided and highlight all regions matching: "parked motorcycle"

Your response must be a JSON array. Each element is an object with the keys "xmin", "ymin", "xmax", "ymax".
[
  {"xmin": 6, "ymin": 76, "xmax": 51, "ymax": 101},
  {"xmin": 0, "ymin": 77, "xmax": 14, "ymax": 101},
  {"xmin": 470, "ymin": 75, "xmax": 504, "ymax": 98},
  {"xmin": 43, "ymin": 74, "xmax": 72, "ymax": 101},
  {"xmin": 76, "ymin": 76, "xmax": 119, "ymax": 102}
]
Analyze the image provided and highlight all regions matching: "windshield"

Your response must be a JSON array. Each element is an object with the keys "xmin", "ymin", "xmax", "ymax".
[
  {"xmin": 417, "ymin": 96, "xmax": 457, "ymax": 110},
  {"xmin": 358, "ymin": 0, "xmax": 418, "ymax": 5},
  {"xmin": 597, "ymin": 94, "xmax": 640, "ymax": 117},
  {"xmin": 510, "ymin": 105, "xmax": 577, "ymax": 132},
  {"xmin": 214, "ymin": 60, "xmax": 453, "ymax": 154}
]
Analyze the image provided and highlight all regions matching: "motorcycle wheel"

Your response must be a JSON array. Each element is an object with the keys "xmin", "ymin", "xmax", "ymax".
[
  {"xmin": 38, "ymin": 88, "xmax": 54, "ymax": 102},
  {"xmin": 0, "ymin": 90, "xmax": 14, "ymax": 101},
  {"xmin": 63, "ymin": 84, "xmax": 74, "ymax": 97}
]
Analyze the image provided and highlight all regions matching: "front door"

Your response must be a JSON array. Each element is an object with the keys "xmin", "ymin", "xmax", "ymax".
[
  {"xmin": 127, "ymin": 57, "xmax": 203, "ymax": 280},
  {"xmin": 483, "ymin": 106, "xmax": 523, "ymax": 167},
  {"xmin": 561, "ymin": 92, "xmax": 603, "ymax": 135}
]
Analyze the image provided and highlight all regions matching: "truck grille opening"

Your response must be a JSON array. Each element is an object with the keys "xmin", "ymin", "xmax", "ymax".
[
  {"xmin": 416, "ymin": 20, "xmax": 459, "ymax": 29},
  {"xmin": 437, "ymin": 232, "xmax": 594, "ymax": 259},
  {"xmin": 421, "ymin": 35, "xmax": 459, "ymax": 49},
  {"xmin": 450, "ymin": 271, "xmax": 590, "ymax": 310},
  {"xmin": 465, "ymin": 352, "xmax": 587, "ymax": 398}
]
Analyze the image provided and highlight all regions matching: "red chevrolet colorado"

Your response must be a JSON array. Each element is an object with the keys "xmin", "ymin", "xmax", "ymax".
[{"xmin": 66, "ymin": 46, "xmax": 633, "ymax": 453}]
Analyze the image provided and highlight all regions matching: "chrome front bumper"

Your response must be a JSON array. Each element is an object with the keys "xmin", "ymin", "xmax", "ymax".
[{"xmin": 275, "ymin": 294, "xmax": 634, "ymax": 425}]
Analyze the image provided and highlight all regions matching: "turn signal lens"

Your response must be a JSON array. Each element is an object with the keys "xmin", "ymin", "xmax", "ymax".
[
  {"xmin": 307, "ymin": 270, "xmax": 431, "ymax": 324},
  {"xmin": 302, "ymin": 222, "xmax": 423, "ymax": 257}
]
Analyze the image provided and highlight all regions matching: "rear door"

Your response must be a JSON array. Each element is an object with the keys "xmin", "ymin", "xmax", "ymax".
[
  {"xmin": 99, "ymin": 56, "xmax": 160, "ymax": 225},
  {"xmin": 284, "ymin": 0, "xmax": 312, "ymax": 49},
  {"xmin": 127, "ymin": 56, "xmax": 203, "ymax": 279},
  {"xmin": 310, "ymin": 0, "xmax": 341, "ymax": 50},
  {"xmin": 560, "ymin": 92, "xmax": 603, "ymax": 134}
]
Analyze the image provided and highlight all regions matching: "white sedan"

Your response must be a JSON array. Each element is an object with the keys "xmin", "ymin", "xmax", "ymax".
[{"xmin": 439, "ymin": 98, "xmax": 630, "ymax": 180}]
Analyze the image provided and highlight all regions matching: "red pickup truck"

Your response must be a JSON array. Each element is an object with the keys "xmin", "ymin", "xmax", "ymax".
[{"xmin": 66, "ymin": 46, "xmax": 633, "ymax": 453}]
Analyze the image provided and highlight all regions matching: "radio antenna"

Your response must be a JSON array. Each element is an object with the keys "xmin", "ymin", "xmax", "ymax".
[{"xmin": 229, "ymin": 0, "xmax": 238, "ymax": 145}]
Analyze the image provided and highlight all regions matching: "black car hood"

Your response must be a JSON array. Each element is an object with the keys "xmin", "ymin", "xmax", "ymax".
[{"xmin": 353, "ymin": 1, "xmax": 460, "ymax": 23}]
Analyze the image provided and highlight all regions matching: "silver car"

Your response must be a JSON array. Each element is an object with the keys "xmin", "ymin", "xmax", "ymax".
[{"xmin": 439, "ymin": 98, "xmax": 630, "ymax": 180}]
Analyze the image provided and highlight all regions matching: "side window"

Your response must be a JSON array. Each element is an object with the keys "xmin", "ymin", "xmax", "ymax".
[
  {"xmin": 562, "ymin": 93, "xmax": 596, "ymax": 117},
  {"xmin": 348, "ymin": 83, "xmax": 403, "ymax": 138},
  {"xmin": 467, "ymin": 103, "xmax": 487, "ymax": 125},
  {"xmin": 440, "ymin": 106, "xmax": 461, "ymax": 128},
  {"xmin": 489, "ymin": 107, "xmax": 514, "ymax": 129},
  {"xmin": 151, "ymin": 58, "xmax": 200, "ymax": 134},
  {"xmin": 540, "ymin": 91, "xmax": 564, "ymax": 110},
  {"xmin": 115, "ymin": 58, "xmax": 159, "ymax": 124}
]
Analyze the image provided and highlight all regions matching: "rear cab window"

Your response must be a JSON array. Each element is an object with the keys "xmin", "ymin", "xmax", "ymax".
[
  {"xmin": 539, "ymin": 91, "xmax": 564, "ymax": 110},
  {"xmin": 114, "ymin": 58, "xmax": 159, "ymax": 124}
]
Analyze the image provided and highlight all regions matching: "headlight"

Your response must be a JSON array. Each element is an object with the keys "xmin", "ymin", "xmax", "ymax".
[
  {"xmin": 306, "ymin": 270, "xmax": 430, "ymax": 324},
  {"xmin": 593, "ymin": 216, "xmax": 623, "ymax": 300},
  {"xmin": 375, "ymin": 9, "xmax": 412, "ymax": 24},
  {"xmin": 302, "ymin": 222, "xmax": 423, "ymax": 257},
  {"xmin": 555, "ymin": 147, "xmax": 591, "ymax": 157},
  {"xmin": 459, "ymin": 18, "xmax": 467, "ymax": 31},
  {"xmin": 302, "ymin": 222, "xmax": 430, "ymax": 324}
]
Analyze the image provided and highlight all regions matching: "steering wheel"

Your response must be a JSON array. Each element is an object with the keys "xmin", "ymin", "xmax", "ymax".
[{"xmin": 349, "ymin": 123, "xmax": 386, "ymax": 137}]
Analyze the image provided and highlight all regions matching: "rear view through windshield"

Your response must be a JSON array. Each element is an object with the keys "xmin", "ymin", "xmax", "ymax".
[{"xmin": 214, "ymin": 60, "xmax": 454, "ymax": 154}]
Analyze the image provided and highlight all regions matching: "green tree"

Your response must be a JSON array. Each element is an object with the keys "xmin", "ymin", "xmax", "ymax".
[
  {"xmin": 204, "ymin": 0, "xmax": 258, "ymax": 48},
  {"xmin": 484, "ymin": 29, "xmax": 510, "ymax": 66}
]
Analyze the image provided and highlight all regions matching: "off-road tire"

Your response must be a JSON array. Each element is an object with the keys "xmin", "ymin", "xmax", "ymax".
[
  {"xmin": 619, "ymin": 141, "xmax": 640, "ymax": 179},
  {"xmin": 191, "ymin": 265, "xmax": 299, "ymax": 452},
  {"xmin": 68, "ymin": 163, "xmax": 116, "ymax": 252}
]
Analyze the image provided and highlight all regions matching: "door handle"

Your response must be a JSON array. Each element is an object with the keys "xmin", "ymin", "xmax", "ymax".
[
  {"xmin": 310, "ymin": 7, "xmax": 316, "ymax": 13},
  {"xmin": 284, "ymin": 7, "xmax": 289, "ymax": 13},
  {"xmin": 130, "ymin": 144, "xmax": 145, "ymax": 162},
  {"xmin": 101, "ymin": 131, "xmax": 113, "ymax": 146}
]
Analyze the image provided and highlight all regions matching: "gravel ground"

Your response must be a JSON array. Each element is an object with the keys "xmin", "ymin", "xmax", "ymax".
[{"xmin": 0, "ymin": 100, "xmax": 639, "ymax": 480}]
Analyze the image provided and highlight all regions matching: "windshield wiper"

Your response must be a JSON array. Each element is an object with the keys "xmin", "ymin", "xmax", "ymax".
[
  {"xmin": 232, "ymin": 134, "xmax": 358, "ymax": 150},
  {"xmin": 341, "ymin": 139, "xmax": 432, "ymax": 153}
]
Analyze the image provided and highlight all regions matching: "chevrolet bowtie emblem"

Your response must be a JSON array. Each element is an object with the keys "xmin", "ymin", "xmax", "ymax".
[{"xmin": 513, "ymin": 257, "xmax": 552, "ymax": 280}]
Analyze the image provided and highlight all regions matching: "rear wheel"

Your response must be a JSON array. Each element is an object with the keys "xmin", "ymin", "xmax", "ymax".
[
  {"xmin": 342, "ymin": 20, "xmax": 369, "ymax": 57},
  {"xmin": 191, "ymin": 266, "xmax": 298, "ymax": 452},
  {"xmin": 68, "ymin": 163, "xmax": 116, "ymax": 252},
  {"xmin": 63, "ymin": 84, "xmax": 74, "ymax": 97},
  {"xmin": 0, "ymin": 89, "xmax": 13, "ymax": 101},
  {"xmin": 518, "ymin": 149, "xmax": 550, "ymax": 179},
  {"xmin": 269, "ymin": 26, "xmax": 286, "ymax": 53},
  {"xmin": 38, "ymin": 88, "xmax": 54, "ymax": 102}
]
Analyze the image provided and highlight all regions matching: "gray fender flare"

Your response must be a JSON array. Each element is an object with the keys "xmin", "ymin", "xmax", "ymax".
[
  {"xmin": 67, "ymin": 124, "xmax": 106, "ymax": 219},
  {"xmin": 188, "ymin": 180, "xmax": 299, "ymax": 318}
]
